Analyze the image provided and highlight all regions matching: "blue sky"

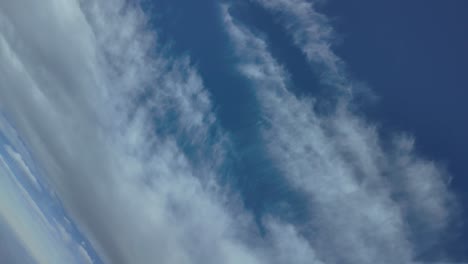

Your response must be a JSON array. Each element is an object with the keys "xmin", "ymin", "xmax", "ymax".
[{"xmin": 0, "ymin": 0, "xmax": 467, "ymax": 263}]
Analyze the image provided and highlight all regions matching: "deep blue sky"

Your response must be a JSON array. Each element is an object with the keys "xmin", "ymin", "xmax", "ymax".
[
  {"xmin": 322, "ymin": 0, "xmax": 468, "ymax": 195},
  {"xmin": 147, "ymin": 0, "xmax": 468, "ymax": 260},
  {"xmin": 322, "ymin": 1, "xmax": 468, "ymax": 259}
]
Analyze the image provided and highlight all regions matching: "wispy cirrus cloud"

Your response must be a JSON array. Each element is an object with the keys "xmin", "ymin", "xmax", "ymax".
[
  {"xmin": 223, "ymin": 3, "xmax": 456, "ymax": 263},
  {"xmin": 251, "ymin": 0, "xmax": 348, "ymax": 91},
  {"xmin": 253, "ymin": 0, "xmax": 457, "ymax": 237}
]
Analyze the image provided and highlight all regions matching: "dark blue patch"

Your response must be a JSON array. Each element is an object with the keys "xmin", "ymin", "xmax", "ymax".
[{"xmin": 320, "ymin": 0, "xmax": 468, "ymax": 261}]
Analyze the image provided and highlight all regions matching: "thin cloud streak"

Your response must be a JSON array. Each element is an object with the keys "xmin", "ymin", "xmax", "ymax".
[
  {"xmin": 252, "ymin": 0, "xmax": 348, "ymax": 92},
  {"xmin": 223, "ymin": 4, "xmax": 455, "ymax": 264},
  {"xmin": 5, "ymin": 145, "xmax": 41, "ymax": 191}
]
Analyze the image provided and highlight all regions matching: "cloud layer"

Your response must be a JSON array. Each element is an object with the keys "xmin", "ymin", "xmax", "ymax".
[
  {"xmin": 1, "ymin": 0, "xmax": 259, "ymax": 263},
  {"xmin": 0, "ymin": 0, "xmax": 459, "ymax": 263}
]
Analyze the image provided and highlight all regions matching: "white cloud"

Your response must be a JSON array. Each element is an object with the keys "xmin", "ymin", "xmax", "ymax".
[
  {"xmin": 78, "ymin": 244, "xmax": 94, "ymax": 264},
  {"xmin": 265, "ymin": 219, "xmax": 324, "ymax": 264},
  {"xmin": 223, "ymin": 5, "xmax": 455, "ymax": 264},
  {"xmin": 5, "ymin": 145, "xmax": 41, "ymax": 191},
  {"xmin": 252, "ymin": 0, "xmax": 348, "ymax": 91},
  {"xmin": 0, "ymin": 0, "xmax": 259, "ymax": 263},
  {"xmin": 253, "ymin": 0, "xmax": 457, "ymax": 236}
]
